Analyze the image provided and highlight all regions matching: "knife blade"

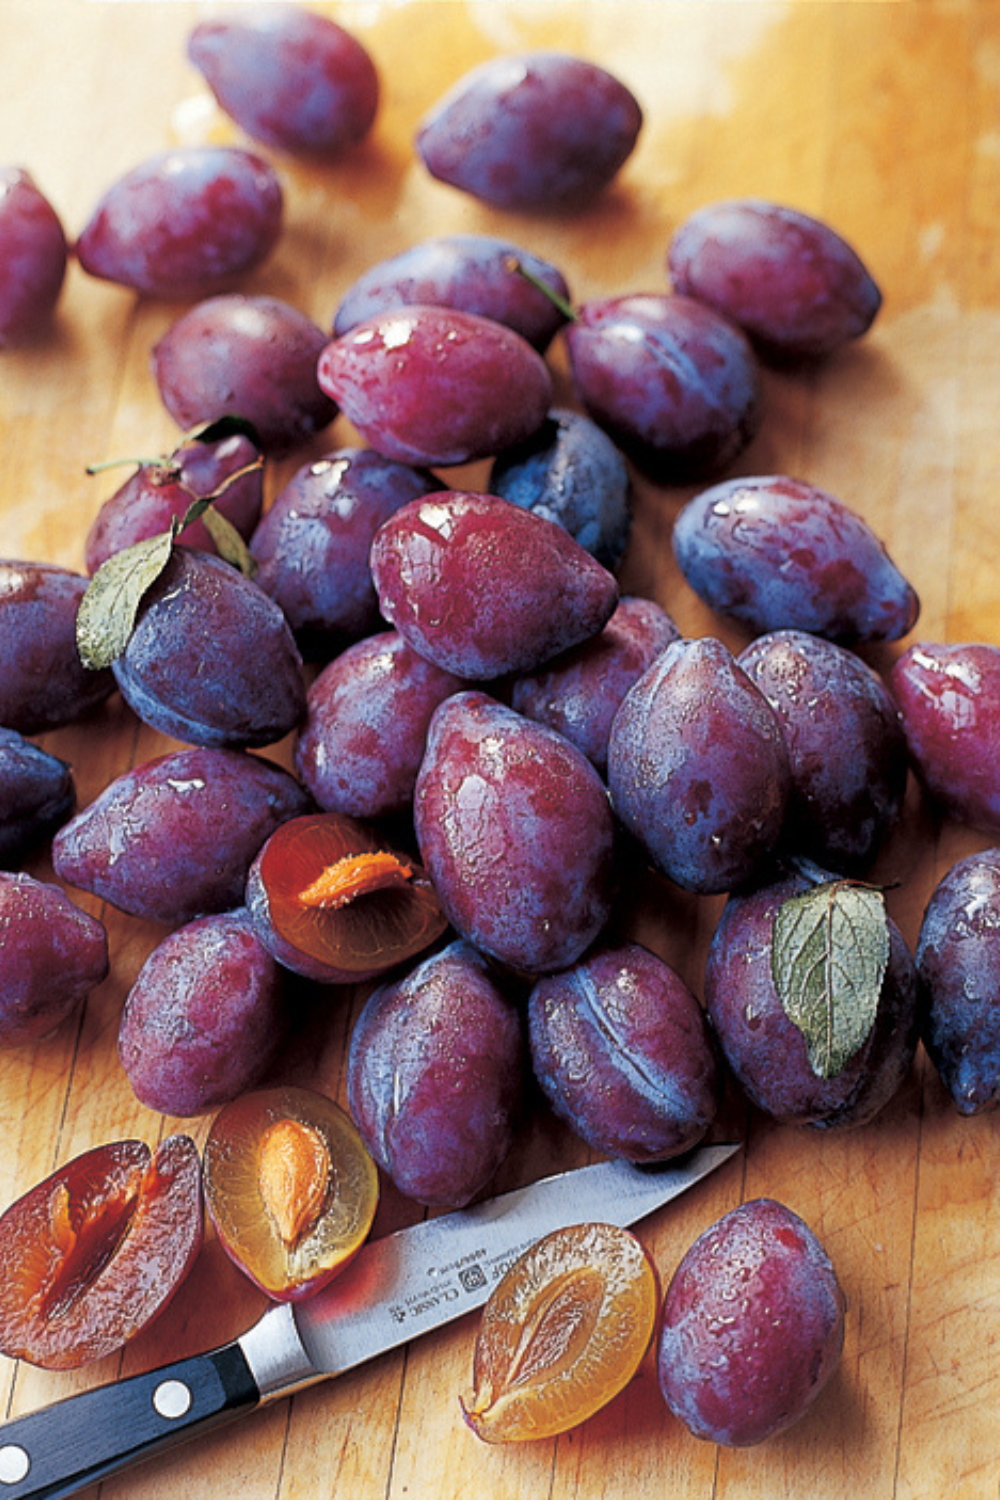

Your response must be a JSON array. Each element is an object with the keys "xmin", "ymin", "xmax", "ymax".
[{"xmin": 0, "ymin": 1143, "xmax": 739, "ymax": 1500}]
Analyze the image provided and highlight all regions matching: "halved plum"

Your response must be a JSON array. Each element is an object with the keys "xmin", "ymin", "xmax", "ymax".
[{"xmin": 203, "ymin": 1085, "xmax": 379, "ymax": 1301}]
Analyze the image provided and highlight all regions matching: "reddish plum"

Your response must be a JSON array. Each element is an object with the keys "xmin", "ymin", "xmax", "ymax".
[
  {"xmin": 0, "ymin": 561, "xmax": 115, "ymax": 733},
  {"xmin": 0, "ymin": 871, "xmax": 108, "ymax": 1045},
  {"xmin": 0, "ymin": 168, "xmax": 67, "ymax": 345}
]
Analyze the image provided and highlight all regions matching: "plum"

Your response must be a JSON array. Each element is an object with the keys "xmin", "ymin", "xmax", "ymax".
[
  {"xmin": 52, "ymin": 746, "xmax": 310, "ymax": 924},
  {"xmin": 294, "ymin": 630, "xmax": 465, "ymax": 820},
  {"xmin": 249, "ymin": 447, "xmax": 439, "ymax": 653},
  {"xmin": 110, "ymin": 547, "xmax": 306, "ymax": 748},
  {"xmin": 738, "ymin": 629, "xmax": 907, "ymax": 871},
  {"xmin": 672, "ymin": 475, "xmax": 919, "ymax": 644},
  {"xmin": 347, "ymin": 939, "xmax": 525, "ymax": 1207},
  {"xmin": 152, "ymin": 294, "xmax": 337, "ymax": 456},
  {"xmin": 0, "ymin": 167, "xmax": 67, "ymax": 345},
  {"xmin": 916, "ymin": 849, "xmax": 1000, "ymax": 1115},
  {"xmin": 510, "ymin": 594, "xmax": 679, "ymax": 776},
  {"xmin": 528, "ymin": 941, "xmax": 720, "ymax": 1162},
  {"xmin": 607, "ymin": 636, "xmax": 791, "ymax": 895},
  {"xmin": 0, "ymin": 729, "xmax": 74, "ymax": 867},
  {"xmin": 118, "ymin": 908, "xmax": 287, "ymax": 1117},
  {"xmin": 668, "ymin": 198, "xmax": 882, "ymax": 360},
  {"xmin": 369, "ymin": 490, "xmax": 618, "ymax": 680},
  {"xmin": 414, "ymin": 692, "xmax": 616, "ymax": 974},
  {"xmin": 0, "ymin": 871, "xmax": 108, "ymax": 1045},
  {"xmin": 0, "ymin": 561, "xmax": 115, "ymax": 733},
  {"xmin": 76, "ymin": 146, "xmax": 282, "ymax": 300},
  {"xmin": 704, "ymin": 866, "xmax": 919, "ymax": 1128},
  {"xmin": 658, "ymin": 1198, "xmax": 846, "ymax": 1446},
  {"xmin": 890, "ymin": 641, "xmax": 1000, "ymax": 833},
  {"xmin": 416, "ymin": 52, "xmax": 642, "ymax": 210}
]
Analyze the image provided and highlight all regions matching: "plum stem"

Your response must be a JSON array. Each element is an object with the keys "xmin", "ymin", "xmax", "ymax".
[{"xmin": 504, "ymin": 256, "xmax": 577, "ymax": 323}]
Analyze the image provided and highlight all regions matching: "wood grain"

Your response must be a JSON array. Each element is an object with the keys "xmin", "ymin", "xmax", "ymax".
[{"xmin": 2, "ymin": 2, "xmax": 999, "ymax": 1496}]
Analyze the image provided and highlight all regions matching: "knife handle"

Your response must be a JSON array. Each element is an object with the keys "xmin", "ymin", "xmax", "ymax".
[{"xmin": 0, "ymin": 1342, "xmax": 259, "ymax": 1500}]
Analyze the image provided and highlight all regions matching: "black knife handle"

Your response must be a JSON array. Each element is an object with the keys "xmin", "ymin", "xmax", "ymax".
[{"xmin": 0, "ymin": 1342, "xmax": 259, "ymax": 1500}]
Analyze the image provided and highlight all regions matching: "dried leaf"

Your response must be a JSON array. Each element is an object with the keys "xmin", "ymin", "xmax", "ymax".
[
  {"xmin": 75, "ymin": 527, "xmax": 177, "ymax": 670},
  {"xmin": 199, "ymin": 505, "xmax": 258, "ymax": 578},
  {"xmin": 771, "ymin": 879, "xmax": 889, "ymax": 1078}
]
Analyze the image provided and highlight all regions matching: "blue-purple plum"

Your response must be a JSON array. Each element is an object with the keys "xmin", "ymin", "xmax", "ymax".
[
  {"xmin": 0, "ymin": 168, "xmax": 67, "ymax": 345},
  {"xmin": 0, "ymin": 729, "xmax": 74, "ymax": 867},
  {"xmin": 0, "ymin": 871, "xmax": 108, "ymax": 1044},
  {"xmin": 0, "ymin": 561, "xmax": 115, "ymax": 733}
]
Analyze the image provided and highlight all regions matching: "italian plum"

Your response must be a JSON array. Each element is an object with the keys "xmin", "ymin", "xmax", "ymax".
[
  {"xmin": 738, "ymin": 629, "xmax": 907, "ymax": 871},
  {"xmin": 333, "ymin": 233, "xmax": 571, "ymax": 351},
  {"xmin": 246, "ymin": 812, "xmax": 447, "ymax": 983},
  {"xmin": 657, "ymin": 1198, "xmax": 846, "ymax": 1446},
  {"xmin": 416, "ymin": 52, "xmax": 642, "ymax": 211},
  {"xmin": 369, "ymin": 490, "xmax": 618, "ymax": 679},
  {"xmin": 563, "ymin": 292, "xmax": 762, "ymax": 480},
  {"xmin": 510, "ymin": 594, "xmax": 679, "ymax": 776},
  {"xmin": 110, "ymin": 547, "xmax": 306, "ymax": 748},
  {"xmin": 0, "ymin": 560, "xmax": 115, "ymax": 732},
  {"xmin": 347, "ymin": 939, "xmax": 525, "ymax": 1207},
  {"xmin": 84, "ymin": 431, "xmax": 263, "ymax": 574},
  {"xmin": 152, "ymin": 294, "xmax": 337, "ymax": 455},
  {"xmin": 890, "ymin": 641, "xmax": 1000, "ymax": 833},
  {"xmin": 52, "ymin": 746, "xmax": 310, "ymax": 924},
  {"xmin": 528, "ymin": 941, "xmax": 720, "ymax": 1162},
  {"xmin": 75, "ymin": 146, "xmax": 283, "ymax": 300},
  {"xmin": 672, "ymin": 475, "xmax": 919, "ymax": 643},
  {"xmin": 315, "ymin": 306, "xmax": 552, "ymax": 467},
  {"xmin": 0, "ymin": 1135, "xmax": 202, "ymax": 1370},
  {"xmin": 704, "ymin": 867, "xmax": 919, "ymax": 1128},
  {"xmin": 0, "ymin": 167, "xmax": 67, "ymax": 345},
  {"xmin": 203, "ymin": 1085, "xmax": 379, "ymax": 1301},
  {"xmin": 294, "ymin": 630, "xmax": 465, "ymax": 820},
  {"xmin": 413, "ymin": 692, "xmax": 616, "ymax": 974},
  {"xmin": 0, "ymin": 871, "xmax": 108, "ymax": 1045},
  {"xmin": 489, "ymin": 407, "xmax": 633, "ymax": 570},
  {"xmin": 249, "ymin": 447, "xmax": 439, "ymax": 653},
  {"xmin": 118, "ymin": 909, "xmax": 287, "ymax": 1117},
  {"xmin": 667, "ymin": 198, "xmax": 882, "ymax": 360},
  {"xmin": 187, "ymin": 7, "xmax": 379, "ymax": 158},
  {"xmin": 0, "ymin": 729, "xmax": 74, "ymax": 867},
  {"xmin": 607, "ymin": 636, "xmax": 791, "ymax": 895},
  {"xmin": 916, "ymin": 849, "xmax": 1000, "ymax": 1115}
]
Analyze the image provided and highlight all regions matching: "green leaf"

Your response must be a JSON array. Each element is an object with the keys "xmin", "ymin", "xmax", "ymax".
[
  {"xmin": 771, "ymin": 879, "xmax": 890, "ymax": 1078},
  {"xmin": 75, "ymin": 526, "xmax": 177, "ymax": 670},
  {"xmin": 199, "ymin": 506, "xmax": 258, "ymax": 579}
]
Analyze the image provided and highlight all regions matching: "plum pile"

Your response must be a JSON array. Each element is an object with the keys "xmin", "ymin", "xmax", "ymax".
[{"xmin": 0, "ymin": 0, "xmax": 987, "ymax": 1457}]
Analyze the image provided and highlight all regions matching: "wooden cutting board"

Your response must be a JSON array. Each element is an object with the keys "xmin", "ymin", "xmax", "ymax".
[{"xmin": 2, "ymin": 2, "xmax": 999, "ymax": 1496}]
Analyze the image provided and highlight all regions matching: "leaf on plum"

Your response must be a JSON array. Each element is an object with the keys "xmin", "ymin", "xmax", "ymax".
[
  {"xmin": 76, "ymin": 525, "xmax": 178, "ymax": 669},
  {"xmin": 771, "ymin": 879, "xmax": 889, "ymax": 1078}
]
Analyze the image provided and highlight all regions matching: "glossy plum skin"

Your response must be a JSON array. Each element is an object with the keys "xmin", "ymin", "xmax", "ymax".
[
  {"xmin": 316, "ymin": 306, "xmax": 552, "ymax": 468},
  {"xmin": 738, "ymin": 630, "xmax": 908, "ymax": 872},
  {"xmin": 347, "ymin": 939, "xmax": 525, "ymax": 1207},
  {"xmin": 0, "ymin": 168, "xmax": 67, "ymax": 345},
  {"xmin": 333, "ymin": 233, "xmax": 571, "ymax": 351},
  {"xmin": 668, "ymin": 199, "xmax": 882, "ymax": 360},
  {"xmin": 84, "ymin": 433, "xmax": 263, "ymax": 574},
  {"xmin": 0, "ymin": 561, "xmax": 115, "ymax": 733},
  {"xmin": 0, "ymin": 871, "xmax": 108, "ymax": 1045},
  {"xmin": 890, "ymin": 642, "xmax": 1000, "ymax": 833},
  {"xmin": 528, "ymin": 941, "xmax": 720, "ymax": 1162},
  {"xmin": 916, "ymin": 850, "xmax": 1000, "ymax": 1115},
  {"xmin": 564, "ymin": 293, "xmax": 762, "ymax": 480},
  {"xmin": 76, "ymin": 146, "xmax": 282, "ymax": 300},
  {"xmin": 118, "ymin": 908, "xmax": 286, "ymax": 1116},
  {"xmin": 414, "ymin": 692, "xmax": 616, "ymax": 974},
  {"xmin": 673, "ymin": 475, "xmax": 919, "ymax": 644},
  {"xmin": 416, "ymin": 52, "xmax": 642, "ymax": 210},
  {"xmin": 52, "ymin": 746, "xmax": 310, "ymax": 925},
  {"xmin": 112, "ymin": 548, "xmax": 306, "ymax": 748},
  {"xmin": 0, "ymin": 729, "xmax": 74, "ymax": 867},
  {"xmin": 295, "ymin": 631, "xmax": 465, "ymax": 819},
  {"xmin": 152, "ymin": 295, "xmax": 337, "ymax": 455},
  {"xmin": 249, "ymin": 448, "xmax": 439, "ymax": 653},
  {"xmin": 608, "ymin": 636, "xmax": 791, "ymax": 895},
  {"xmin": 705, "ymin": 868, "xmax": 919, "ymax": 1128},
  {"xmin": 187, "ymin": 9, "xmax": 378, "ymax": 158},
  {"xmin": 511, "ymin": 595, "xmax": 680, "ymax": 776},
  {"xmin": 489, "ymin": 408, "xmax": 632, "ymax": 570},
  {"xmin": 370, "ymin": 491, "xmax": 618, "ymax": 680},
  {"xmin": 658, "ymin": 1198, "xmax": 846, "ymax": 1446}
]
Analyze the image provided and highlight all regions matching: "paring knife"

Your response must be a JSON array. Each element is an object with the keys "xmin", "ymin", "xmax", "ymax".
[{"xmin": 0, "ymin": 1142, "xmax": 739, "ymax": 1500}]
